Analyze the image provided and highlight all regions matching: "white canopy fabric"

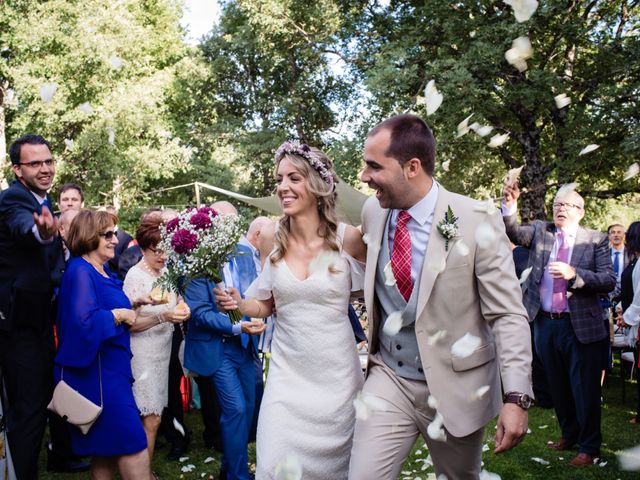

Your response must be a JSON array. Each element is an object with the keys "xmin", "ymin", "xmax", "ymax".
[{"xmin": 197, "ymin": 177, "xmax": 368, "ymax": 226}]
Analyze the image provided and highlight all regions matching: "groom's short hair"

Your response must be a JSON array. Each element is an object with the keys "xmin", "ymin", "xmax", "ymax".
[{"xmin": 368, "ymin": 114, "xmax": 436, "ymax": 176}]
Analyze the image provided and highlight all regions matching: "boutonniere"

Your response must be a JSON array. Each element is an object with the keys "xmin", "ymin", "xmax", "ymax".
[{"xmin": 436, "ymin": 206, "xmax": 459, "ymax": 251}]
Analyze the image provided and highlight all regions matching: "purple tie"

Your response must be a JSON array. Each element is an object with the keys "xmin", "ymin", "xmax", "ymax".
[{"xmin": 551, "ymin": 232, "xmax": 570, "ymax": 313}]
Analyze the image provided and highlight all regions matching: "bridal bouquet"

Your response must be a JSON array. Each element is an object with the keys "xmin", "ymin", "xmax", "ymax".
[{"xmin": 155, "ymin": 206, "xmax": 244, "ymax": 323}]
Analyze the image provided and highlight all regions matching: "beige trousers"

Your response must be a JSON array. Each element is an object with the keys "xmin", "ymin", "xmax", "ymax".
[{"xmin": 349, "ymin": 354, "xmax": 485, "ymax": 480}]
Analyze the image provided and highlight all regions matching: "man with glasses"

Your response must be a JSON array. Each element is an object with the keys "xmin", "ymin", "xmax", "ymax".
[
  {"xmin": 502, "ymin": 182, "xmax": 615, "ymax": 467},
  {"xmin": 0, "ymin": 134, "xmax": 66, "ymax": 478}
]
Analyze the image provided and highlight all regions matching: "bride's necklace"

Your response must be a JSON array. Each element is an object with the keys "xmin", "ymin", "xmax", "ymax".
[
  {"xmin": 82, "ymin": 255, "xmax": 106, "ymax": 276},
  {"xmin": 140, "ymin": 257, "xmax": 161, "ymax": 277}
]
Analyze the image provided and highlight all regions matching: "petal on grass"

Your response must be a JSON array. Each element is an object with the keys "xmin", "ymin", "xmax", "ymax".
[{"xmin": 530, "ymin": 457, "xmax": 550, "ymax": 465}]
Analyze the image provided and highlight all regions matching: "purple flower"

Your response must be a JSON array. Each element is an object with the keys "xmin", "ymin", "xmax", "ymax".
[
  {"xmin": 197, "ymin": 207, "xmax": 217, "ymax": 218},
  {"xmin": 166, "ymin": 217, "xmax": 180, "ymax": 232},
  {"xmin": 190, "ymin": 212, "xmax": 212, "ymax": 230},
  {"xmin": 171, "ymin": 229, "xmax": 198, "ymax": 254}
]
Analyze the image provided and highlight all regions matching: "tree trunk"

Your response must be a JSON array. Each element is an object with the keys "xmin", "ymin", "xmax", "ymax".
[
  {"xmin": 517, "ymin": 108, "xmax": 548, "ymax": 222},
  {"xmin": 0, "ymin": 80, "xmax": 7, "ymax": 190}
]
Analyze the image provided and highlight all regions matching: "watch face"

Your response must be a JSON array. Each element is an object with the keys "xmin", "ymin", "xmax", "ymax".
[{"xmin": 520, "ymin": 394, "xmax": 532, "ymax": 408}]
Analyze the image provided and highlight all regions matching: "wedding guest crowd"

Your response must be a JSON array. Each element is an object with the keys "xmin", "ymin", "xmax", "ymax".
[{"xmin": 1, "ymin": 124, "xmax": 636, "ymax": 480}]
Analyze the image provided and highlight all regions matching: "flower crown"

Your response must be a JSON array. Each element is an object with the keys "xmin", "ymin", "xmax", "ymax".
[{"xmin": 275, "ymin": 140, "xmax": 335, "ymax": 190}]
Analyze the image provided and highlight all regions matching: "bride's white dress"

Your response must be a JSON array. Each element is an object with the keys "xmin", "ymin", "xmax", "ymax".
[{"xmin": 248, "ymin": 224, "xmax": 364, "ymax": 480}]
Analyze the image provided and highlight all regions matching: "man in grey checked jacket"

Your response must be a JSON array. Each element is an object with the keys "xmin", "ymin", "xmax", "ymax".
[{"xmin": 502, "ymin": 183, "xmax": 615, "ymax": 468}]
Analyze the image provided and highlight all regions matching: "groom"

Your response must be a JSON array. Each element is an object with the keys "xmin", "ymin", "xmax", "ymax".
[{"xmin": 349, "ymin": 114, "xmax": 533, "ymax": 479}]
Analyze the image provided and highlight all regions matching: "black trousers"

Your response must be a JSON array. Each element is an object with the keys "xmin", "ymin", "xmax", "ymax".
[
  {"xmin": 534, "ymin": 314, "xmax": 606, "ymax": 455},
  {"xmin": 0, "ymin": 323, "xmax": 54, "ymax": 480},
  {"xmin": 161, "ymin": 326, "xmax": 189, "ymax": 448}
]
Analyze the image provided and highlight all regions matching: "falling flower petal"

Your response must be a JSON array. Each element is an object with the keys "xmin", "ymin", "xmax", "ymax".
[
  {"xmin": 618, "ymin": 444, "xmax": 640, "ymax": 470},
  {"xmin": 503, "ymin": 166, "xmax": 524, "ymax": 186},
  {"xmin": 428, "ymin": 395, "xmax": 439, "ymax": 410},
  {"xmin": 138, "ymin": 370, "xmax": 149, "ymax": 381},
  {"xmin": 623, "ymin": 163, "xmax": 639, "ymax": 181},
  {"xmin": 455, "ymin": 239, "xmax": 470, "ymax": 256},
  {"xmin": 475, "ymin": 222, "xmax": 496, "ymax": 249},
  {"xmin": 505, "ymin": 36, "xmax": 533, "ymax": 72},
  {"xmin": 427, "ymin": 256, "xmax": 447, "ymax": 273},
  {"xmin": 173, "ymin": 417, "xmax": 186, "ymax": 436},
  {"xmin": 383, "ymin": 261, "xmax": 396, "ymax": 286},
  {"xmin": 554, "ymin": 93, "xmax": 571, "ymax": 109},
  {"xmin": 362, "ymin": 233, "xmax": 372, "ymax": 245},
  {"xmin": 598, "ymin": 460, "xmax": 607, "ymax": 467},
  {"xmin": 107, "ymin": 126, "xmax": 116, "ymax": 145},
  {"xmin": 579, "ymin": 144, "xmax": 599, "ymax": 156},
  {"xmin": 63, "ymin": 139, "xmax": 74, "ymax": 150},
  {"xmin": 488, "ymin": 133, "xmax": 510, "ymax": 148},
  {"xmin": 474, "ymin": 125, "xmax": 494, "ymax": 137},
  {"xmin": 479, "ymin": 470, "xmax": 502, "ymax": 480},
  {"xmin": 474, "ymin": 198, "xmax": 497, "ymax": 215},
  {"xmin": 39, "ymin": 82, "xmax": 57, "ymax": 102},
  {"xmin": 556, "ymin": 182, "xmax": 579, "ymax": 198},
  {"xmin": 451, "ymin": 332, "xmax": 481, "ymax": 358},
  {"xmin": 275, "ymin": 455, "xmax": 303, "ymax": 480},
  {"xmin": 427, "ymin": 412, "xmax": 447, "ymax": 442},
  {"xmin": 309, "ymin": 251, "xmax": 342, "ymax": 275},
  {"xmin": 468, "ymin": 385, "xmax": 491, "ymax": 401},
  {"xmin": 109, "ymin": 55, "xmax": 124, "ymax": 69},
  {"xmin": 424, "ymin": 80, "xmax": 443, "ymax": 116},
  {"xmin": 457, "ymin": 114, "xmax": 474, "ymax": 138},
  {"xmin": 203, "ymin": 457, "xmax": 215, "ymax": 464},
  {"xmin": 442, "ymin": 160, "xmax": 450, "ymax": 172},
  {"xmin": 427, "ymin": 330, "xmax": 447, "ymax": 346},
  {"xmin": 382, "ymin": 311, "xmax": 403, "ymax": 337},
  {"xmin": 78, "ymin": 102, "xmax": 93, "ymax": 114},
  {"xmin": 353, "ymin": 391, "xmax": 387, "ymax": 421},
  {"xmin": 530, "ymin": 457, "xmax": 550, "ymax": 465},
  {"xmin": 519, "ymin": 266, "xmax": 533, "ymax": 284},
  {"xmin": 504, "ymin": 0, "xmax": 539, "ymax": 23}
]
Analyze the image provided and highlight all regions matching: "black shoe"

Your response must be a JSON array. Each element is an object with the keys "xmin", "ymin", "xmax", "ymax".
[
  {"xmin": 47, "ymin": 457, "xmax": 91, "ymax": 473},
  {"xmin": 166, "ymin": 444, "xmax": 187, "ymax": 461}
]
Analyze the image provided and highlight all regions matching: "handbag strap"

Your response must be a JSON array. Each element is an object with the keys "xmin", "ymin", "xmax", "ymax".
[{"xmin": 59, "ymin": 354, "xmax": 103, "ymax": 407}]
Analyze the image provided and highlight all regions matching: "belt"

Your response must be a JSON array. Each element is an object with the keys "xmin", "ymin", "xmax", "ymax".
[{"xmin": 540, "ymin": 310, "xmax": 570, "ymax": 320}]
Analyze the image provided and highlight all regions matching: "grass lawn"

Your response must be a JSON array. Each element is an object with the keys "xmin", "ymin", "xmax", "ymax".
[{"xmin": 39, "ymin": 366, "xmax": 639, "ymax": 479}]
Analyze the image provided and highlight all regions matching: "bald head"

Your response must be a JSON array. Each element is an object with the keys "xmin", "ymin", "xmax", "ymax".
[
  {"xmin": 211, "ymin": 201, "xmax": 237, "ymax": 216},
  {"xmin": 59, "ymin": 208, "xmax": 81, "ymax": 241},
  {"xmin": 246, "ymin": 216, "xmax": 272, "ymax": 250},
  {"xmin": 160, "ymin": 208, "xmax": 178, "ymax": 223}
]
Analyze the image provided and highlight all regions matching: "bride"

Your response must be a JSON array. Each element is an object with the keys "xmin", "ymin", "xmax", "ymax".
[{"xmin": 216, "ymin": 141, "xmax": 366, "ymax": 479}]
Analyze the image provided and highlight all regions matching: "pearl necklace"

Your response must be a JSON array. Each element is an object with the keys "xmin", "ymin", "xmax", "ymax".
[{"xmin": 140, "ymin": 257, "xmax": 161, "ymax": 277}]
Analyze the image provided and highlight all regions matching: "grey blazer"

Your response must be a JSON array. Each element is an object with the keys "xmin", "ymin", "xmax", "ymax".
[{"xmin": 504, "ymin": 214, "xmax": 615, "ymax": 344}]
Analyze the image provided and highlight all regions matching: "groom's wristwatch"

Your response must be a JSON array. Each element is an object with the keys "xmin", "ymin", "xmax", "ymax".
[{"xmin": 503, "ymin": 392, "xmax": 532, "ymax": 410}]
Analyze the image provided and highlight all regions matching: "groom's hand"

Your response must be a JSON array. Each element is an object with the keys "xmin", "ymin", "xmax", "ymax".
[{"xmin": 494, "ymin": 403, "xmax": 528, "ymax": 453}]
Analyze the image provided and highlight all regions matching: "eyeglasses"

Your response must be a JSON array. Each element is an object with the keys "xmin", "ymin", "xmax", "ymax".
[
  {"xmin": 18, "ymin": 159, "xmax": 55, "ymax": 169},
  {"xmin": 98, "ymin": 230, "xmax": 117, "ymax": 240},
  {"xmin": 552, "ymin": 202, "xmax": 582, "ymax": 210},
  {"xmin": 148, "ymin": 247, "xmax": 166, "ymax": 256}
]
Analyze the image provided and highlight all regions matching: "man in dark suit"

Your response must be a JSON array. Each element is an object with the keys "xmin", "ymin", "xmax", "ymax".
[
  {"xmin": 0, "ymin": 134, "xmax": 65, "ymax": 479},
  {"xmin": 607, "ymin": 223, "xmax": 632, "ymax": 304},
  {"xmin": 184, "ymin": 203, "xmax": 265, "ymax": 480},
  {"xmin": 502, "ymin": 183, "xmax": 615, "ymax": 467}
]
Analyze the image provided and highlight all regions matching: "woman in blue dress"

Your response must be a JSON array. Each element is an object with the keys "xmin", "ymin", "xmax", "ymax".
[{"xmin": 54, "ymin": 210, "xmax": 153, "ymax": 480}]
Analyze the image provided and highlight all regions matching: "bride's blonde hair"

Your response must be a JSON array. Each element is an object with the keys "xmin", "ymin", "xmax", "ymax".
[{"xmin": 270, "ymin": 143, "xmax": 340, "ymax": 265}]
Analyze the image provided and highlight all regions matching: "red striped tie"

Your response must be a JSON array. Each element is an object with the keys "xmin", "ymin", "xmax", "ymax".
[{"xmin": 392, "ymin": 211, "xmax": 413, "ymax": 301}]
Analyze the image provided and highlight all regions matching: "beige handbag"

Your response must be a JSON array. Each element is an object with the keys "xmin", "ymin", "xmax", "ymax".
[{"xmin": 47, "ymin": 357, "xmax": 103, "ymax": 435}]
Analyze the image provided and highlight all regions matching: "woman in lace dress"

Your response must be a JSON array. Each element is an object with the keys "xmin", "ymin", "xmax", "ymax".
[
  {"xmin": 123, "ymin": 216, "xmax": 190, "ymax": 463},
  {"xmin": 217, "ymin": 141, "xmax": 366, "ymax": 479}
]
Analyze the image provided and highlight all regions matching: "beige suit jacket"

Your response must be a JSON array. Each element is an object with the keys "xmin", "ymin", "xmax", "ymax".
[{"xmin": 361, "ymin": 186, "xmax": 533, "ymax": 437}]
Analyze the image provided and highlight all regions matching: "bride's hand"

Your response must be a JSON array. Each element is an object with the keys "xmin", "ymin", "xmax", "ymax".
[
  {"xmin": 240, "ymin": 320, "xmax": 266, "ymax": 336},
  {"xmin": 214, "ymin": 286, "xmax": 240, "ymax": 311}
]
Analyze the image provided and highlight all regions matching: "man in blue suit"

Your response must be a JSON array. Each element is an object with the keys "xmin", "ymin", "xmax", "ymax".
[
  {"xmin": 184, "ymin": 202, "xmax": 265, "ymax": 480},
  {"xmin": 0, "ymin": 134, "xmax": 65, "ymax": 479}
]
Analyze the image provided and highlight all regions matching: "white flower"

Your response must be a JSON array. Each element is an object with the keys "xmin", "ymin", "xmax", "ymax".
[
  {"xmin": 488, "ymin": 133, "xmax": 510, "ymax": 148},
  {"xmin": 353, "ymin": 391, "xmax": 387, "ymax": 421},
  {"xmin": 578, "ymin": 144, "xmax": 599, "ymax": 156},
  {"xmin": 382, "ymin": 311, "xmax": 404, "ymax": 337},
  {"xmin": 503, "ymin": 0, "xmax": 539, "ymax": 23},
  {"xmin": 505, "ymin": 36, "xmax": 533, "ymax": 72},
  {"xmin": 451, "ymin": 333, "xmax": 481, "ymax": 358},
  {"xmin": 623, "ymin": 163, "xmax": 639, "ymax": 181},
  {"xmin": 456, "ymin": 114, "xmax": 474, "ymax": 138},
  {"xmin": 424, "ymin": 79, "xmax": 443, "ymax": 116},
  {"xmin": 39, "ymin": 82, "xmax": 57, "ymax": 102},
  {"xmin": 554, "ymin": 93, "xmax": 571, "ymax": 109}
]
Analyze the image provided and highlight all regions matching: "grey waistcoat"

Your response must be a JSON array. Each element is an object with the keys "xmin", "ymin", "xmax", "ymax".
[{"xmin": 376, "ymin": 218, "xmax": 425, "ymax": 381}]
